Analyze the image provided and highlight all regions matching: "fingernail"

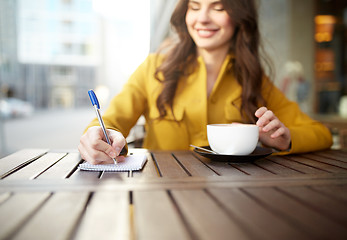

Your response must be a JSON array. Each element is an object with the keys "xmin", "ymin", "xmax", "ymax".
[
  {"xmin": 109, "ymin": 151, "xmax": 117, "ymax": 158},
  {"xmin": 115, "ymin": 147, "xmax": 121, "ymax": 155}
]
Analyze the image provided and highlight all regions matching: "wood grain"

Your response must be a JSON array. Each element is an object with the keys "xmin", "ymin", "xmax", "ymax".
[
  {"xmin": 74, "ymin": 191, "xmax": 130, "ymax": 240},
  {"xmin": 133, "ymin": 190, "xmax": 191, "ymax": 240},
  {"xmin": 0, "ymin": 149, "xmax": 347, "ymax": 240},
  {"xmin": 12, "ymin": 192, "xmax": 89, "ymax": 240},
  {"xmin": 0, "ymin": 149, "xmax": 48, "ymax": 178}
]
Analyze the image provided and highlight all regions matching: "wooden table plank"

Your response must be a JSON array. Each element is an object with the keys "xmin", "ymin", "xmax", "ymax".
[
  {"xmin": 244, "ymin": 187, "xmax": 347, "ymax": 239},
  {"xmin": 37, "ymin": 152, "xmax": 81, "ymax": 179},
  {"xmin": 151, "ymin": 152, "xmax": 189, "ymax": 177},
  {"xmin": 277, "ymin": 186, "xmax": 347, "ymax": 226},
  {"xmin": 12, "ymin": 192, "xmax": 90, "ymax": 240},
  {"xmin": 310, "ymin": 184, "xmax": 347, "ymax": 203},
  {"xmin": 313, "ymin": 150, "xmax": 347, "ymax": 163},
  {"xmin": 0, "ymin": 192, "xmax": 11, "ymax": 205},
  {"xmin": 133, "ymin": 190, "xmax": 191, "ymax": 240},
  {"xmin": 4, "ymin": 152, "xmax": 67, "ymax": 180},
  {"xmin": 69, "ymin": 168, "xmax": 101, "ymax": 180},
  {"xmin": 303, "ymin": 153, "xmax": 347, "ymax": 169},
  {"xmin": 132, "ymin": 152, "xmax": 159, "ymax": 178},
  {"xmin": 73, "ymin": 191, "xmax": 130, "ymax": 240},
  {"xmin": 267, "ymin": 156, "xmax": 328, "ymax": 174},
  {"xmin": 1, "ymin": 174, "xmax": 347, "ymax": 193},
  {"xmin": 229, "ymin": 162, "xmax": 275, "ymax": 176},
  {"xmin": 172, "ymin": 151, "xmax": 219, "ymax": 177},
  {"xmin": 170, "ymin": 189, "xmax": 251, "ymax": 240},
  {"xmin": 0, "ymin": 192, "xmax": 51, "ymax": 239},
  {"xmin": 0, "ymin": 149, "xmax": 48, "ymax": 178},
  {"xmin": 208, "ymin": 188, "xmax": 309, "ymax": 240},
  {"xmin": 254, "ymin": 158, "xmax": 303, "ymax": 176},
  {"xmin": 314, "ymin": 150, "xmax": 347, "ymax": 162},
  {"xmin": 283, "ymin": 155, "xmax": 347, "ymax": 173},
  {"xmin": 193, "ymin": 153, "xmax": 248, "ymax": 177}
]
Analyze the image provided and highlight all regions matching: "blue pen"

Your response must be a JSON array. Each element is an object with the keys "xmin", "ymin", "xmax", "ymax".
[{"xmin": 88, "ymin": 90, "xmax": 117, "ymax": 164}]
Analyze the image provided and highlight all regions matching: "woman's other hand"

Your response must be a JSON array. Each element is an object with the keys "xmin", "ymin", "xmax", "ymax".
[
  {"xmin": 255, "ymin": 107, "xmax": 291, "ymax": 151},
  {"xmin": 78, "ymin": 126, "xmax": 126, "ymax": 164}
]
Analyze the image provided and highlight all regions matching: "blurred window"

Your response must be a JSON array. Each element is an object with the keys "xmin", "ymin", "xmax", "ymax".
[{"xmin": 0, "ymin": 0, "xmax": 151, "ymax": 109}]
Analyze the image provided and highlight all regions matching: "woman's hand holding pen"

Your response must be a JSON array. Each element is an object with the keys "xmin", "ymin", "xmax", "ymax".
[
  {"xmin": 255, "ymin": 107, "xmax": 291, "ymax": 152},
  {"xmin": 78, "ymin": 126, "xmax": 126, "ymax": 165}
]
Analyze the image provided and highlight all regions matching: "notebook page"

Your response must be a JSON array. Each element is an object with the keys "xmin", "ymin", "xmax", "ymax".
[{"xmin": 78, "ymin": 154, "xmax": 147, "ymax": 172}]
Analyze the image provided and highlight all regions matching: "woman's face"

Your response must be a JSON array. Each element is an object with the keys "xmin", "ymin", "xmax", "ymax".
[{"xmin": 185, "ymin": 0, "xmax": 234, "ymax": 53}]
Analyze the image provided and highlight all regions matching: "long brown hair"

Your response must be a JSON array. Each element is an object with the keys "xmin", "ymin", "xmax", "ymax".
[{"xmin": 155, "ymin": 0, "xmax": 270, "ymax": 123}]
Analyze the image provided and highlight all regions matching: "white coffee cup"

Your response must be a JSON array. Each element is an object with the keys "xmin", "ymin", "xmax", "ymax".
[{"xmin": 207, "ymin": 123, "xmax": 259, "ymax": 155}]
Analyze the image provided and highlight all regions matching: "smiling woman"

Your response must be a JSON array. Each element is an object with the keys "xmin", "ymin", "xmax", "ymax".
[{"xmin": 78, "ymin": 0, "xmax": 333, "ymax": 165}]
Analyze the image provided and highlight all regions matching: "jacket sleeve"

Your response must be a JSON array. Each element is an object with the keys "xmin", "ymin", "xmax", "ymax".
[{"xmin": 263, "ymin": 81, "xmax": 333, "ymax": 154}]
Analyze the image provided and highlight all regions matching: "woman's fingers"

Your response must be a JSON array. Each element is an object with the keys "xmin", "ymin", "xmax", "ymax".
[
  {"xmin": 256, "ymin": 107, "xmax": 282, "ymax": 134},
  {"xmin": 254, "ymin": 106, "xmax": 267, "ymax": 117},
  {"xmin": 261, "ymin": 118, "xmax": 280, "ymax": 133},
  {"xmin": 256, "ymin": 107, "xmax": 276, "ymax": 128},
  {"xmin": 108, "ymin": 130, "xmax": 126, "ymax": 156},
  {"xmin": 78, "ymin": 126, "xmax": 126, "ymax": 164},
  {"xmin": 255, "ymin": 107, "xmax": 291, "ymax": 151},
  {"xmin": 79, "ymin": 140, "xmax": 115, "ymax": 164},
  {"xmin": 270, "ymin": 127, "xmax": 286, "ymax": 138}
]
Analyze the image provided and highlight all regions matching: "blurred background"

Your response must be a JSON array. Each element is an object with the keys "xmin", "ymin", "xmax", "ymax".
[{"xmin": 0, "ymin": 0, "xmax": 347, "ymax": 157}]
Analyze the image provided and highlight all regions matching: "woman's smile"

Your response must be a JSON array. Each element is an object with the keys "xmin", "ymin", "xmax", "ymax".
[
  {"xmin": 196, "ymin": 28, "xmax": 219, "ymax": 38},
  {"xmin": 186, "ymin": 0, "xmax": 234, "ymax": 53}
]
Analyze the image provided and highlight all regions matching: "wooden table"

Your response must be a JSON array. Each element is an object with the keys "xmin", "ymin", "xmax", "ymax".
[{"xmin": 0, "ymin": 148, "xmax": 346, "ymax": 240}]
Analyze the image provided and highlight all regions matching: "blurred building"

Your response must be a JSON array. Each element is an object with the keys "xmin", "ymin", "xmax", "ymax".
[
  {"xmin": 0, "ymin": 0, "xmax": 20, "ymax": 98},
  {"xmin": 0, "ymin": 0, "xmax": 98, "ymax": 109}
]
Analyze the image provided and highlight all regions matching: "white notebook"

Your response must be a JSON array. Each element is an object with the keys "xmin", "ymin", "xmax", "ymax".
[{"xmin": 78, "ymin": 154, "xmax": 147, "ymax": 172}]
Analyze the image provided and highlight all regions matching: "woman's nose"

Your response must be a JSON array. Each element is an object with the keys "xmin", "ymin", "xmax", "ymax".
[{"xmin": 197, "ymin": 8, "xmax": 210, "ymax": 22}]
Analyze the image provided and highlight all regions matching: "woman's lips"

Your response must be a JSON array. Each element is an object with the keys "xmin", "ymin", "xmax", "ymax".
[{"xmin": 196, "ymin": 28, "xmax": 218, "ymax": 38}]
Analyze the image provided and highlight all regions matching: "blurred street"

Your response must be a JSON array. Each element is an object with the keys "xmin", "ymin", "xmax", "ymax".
[{"xmin": 0, "ymin": 108, "xmax": 95, "ymax": 157}]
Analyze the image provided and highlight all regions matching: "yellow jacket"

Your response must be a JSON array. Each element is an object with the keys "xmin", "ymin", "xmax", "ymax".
[{"xmin": 87, "ymin": 54, "xmax": 332, "ymax": 154}]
